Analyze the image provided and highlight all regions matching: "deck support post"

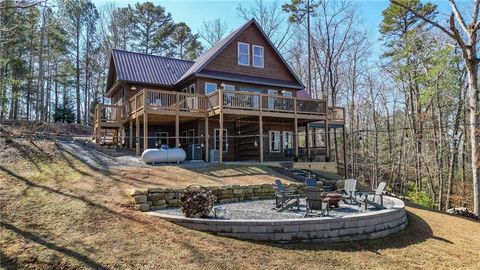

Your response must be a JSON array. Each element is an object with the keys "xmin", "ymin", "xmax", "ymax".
[
  {"xmin": 218, "ymin": 88, "xmax": 224, "ymax": 163},
  {"xmin": 306, "ymin": 123, "xmax": 310, "ymax": 161},
  {"xmin": 325, "ymin": 120, "xmax": 330, "ymax": 161},
  {"xmin": 294, "ymin": 118, "xmax": 299, "ymax": 158},
  {"xmin": 204, "ymin": 117, "xmax": 209, "ymax": 162},
  {"xmin": 343, "ymin": 126, "xmax": 348, "ymax": 178},
  {"xmin": 175, "ymin": 114, "xmax": 180, "ymax": 148},
  {"xmin": 259, "ymin": 115, "xmax": 263, "ymax": 163},
  {"xmin": 219, "ymin": 112, "xmax": 224, "ymax": 163},
  {"xmin": 143, "ymin": 113, "xmax": 148, "ymax": 150},
  {"xmin": 129, "ymin": 120, "xmax": 133, "ymax": 149},
  {"xmin": 136, "ymin": 116, "xmax": 140, "ymax": 156}
]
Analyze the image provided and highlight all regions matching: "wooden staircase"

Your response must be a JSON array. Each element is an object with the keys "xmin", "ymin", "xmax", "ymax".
[{"xmin": 92, "ymin": 104, "xmax": 123, "ymax": 145}]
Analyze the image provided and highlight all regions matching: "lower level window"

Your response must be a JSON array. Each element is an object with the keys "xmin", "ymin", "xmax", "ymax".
[
  {"xmin": 283, "ymin": 131, "xmax": 293, "ymax": 150},
  {"xmin": 269, "ymin": 131, "xmax": 280, "ymax": 152},
  {"xmin": 214, "ymin": 129, "xmax": 228, "ymax": 152},
  {"xmin": 156, "ymin": 131, "xmax": 168, "ymax": 147}
]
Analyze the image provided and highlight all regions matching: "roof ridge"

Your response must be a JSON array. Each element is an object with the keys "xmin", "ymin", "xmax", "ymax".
[{"xmin": 112, "ymin": 48, "xmax": 195, "ymax": 63}]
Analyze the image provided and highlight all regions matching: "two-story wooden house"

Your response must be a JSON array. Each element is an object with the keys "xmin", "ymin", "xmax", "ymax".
[{"xmin": 93, "ymin": 19, "xmax": 345, "ymax": 163}]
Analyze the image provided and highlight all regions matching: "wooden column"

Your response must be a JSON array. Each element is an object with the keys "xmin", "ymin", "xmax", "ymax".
[
  {"xmin": 219, "ymin": 112, "xmax": 224, "ymax": 163},
  {"xmin": 135, "ymin": 116, "xmax": 140, "ymax": 156},
  {"xmin": 218, "ymin": 88, "xmax": 224, "ymax": 163},
  {"xmin": 294, "ymin": 118, "xmax": 299, "ymax": 157},
  {"xmin": 143, "ymin": 114, "xmax": 148, "ymax": 150},
  {"xmin": 259, "ymin": 115, "xmax": 264, "ymax": 163},
  {"xmin": 306, "ymin": 123, "xmax": 310, "ymax": 161},
  {"xmin": 259, "ymin": 93, "xmax": 263, "ymax": 163},
  {"xmin": 325, "ymin": 120, "xmax": 330, "ymax": 161},
  {"xmin": 204, "ymin": 117, "xmax": 209, "ymax": 162},
  {"xmin": 294, "ymin": 99, "xmax": 299, "ymax": 158},
  {"xmin": 175, "ymin": 114, "xmax": 180, "ymax": 148},
  {"xmin": 129, "ymin": 120, "xmax": 133, "ymax": 149},
  {"xmin": 343, "ymin": 126, "xmax": 348, "ymax": 178}
]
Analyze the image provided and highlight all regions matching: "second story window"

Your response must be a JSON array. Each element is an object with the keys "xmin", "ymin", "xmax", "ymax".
[
  {"xmin": 205, "ymin": 82, "xmax": 217, "ymax": 95},
  {"xmin": 253, "ymin": 45, "xmax": 264, "ymax": 68},
  {"xmin": 238, "ymin": 42, "xmax": 249, "ymax": 66}
]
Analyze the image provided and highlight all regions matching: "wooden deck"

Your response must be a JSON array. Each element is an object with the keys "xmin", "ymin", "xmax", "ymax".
[
  {"xmin": 94, "ymin": 88, "xmax": 345, "ymax": 124},
  {"xmin": 92, "ymin": 88, "xmax": 345, "ymax": 162}
]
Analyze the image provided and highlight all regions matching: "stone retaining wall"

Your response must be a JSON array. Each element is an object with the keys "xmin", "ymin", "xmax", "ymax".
[
  {"xmin": 148, "ymin": 196, "xmax": 407, "ymax": 243},
  {"xmin": 126, "ymin": 183, "xmax": 307, "ymax": 212}
]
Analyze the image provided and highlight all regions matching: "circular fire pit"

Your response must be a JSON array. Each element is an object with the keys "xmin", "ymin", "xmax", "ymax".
[{"xmin": 148, "ymin": 196, "xmax": 407, "ymax": 243}]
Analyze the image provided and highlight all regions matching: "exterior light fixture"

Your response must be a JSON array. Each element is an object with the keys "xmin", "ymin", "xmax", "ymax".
[{"xmin": 131, "ymin": 86, "xmax": 137, "ymax": 91}]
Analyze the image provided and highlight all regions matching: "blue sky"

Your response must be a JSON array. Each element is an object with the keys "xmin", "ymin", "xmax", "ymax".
[{"xmin": 91, "ymin": 0, "xmax": 462, "ymax": 58}]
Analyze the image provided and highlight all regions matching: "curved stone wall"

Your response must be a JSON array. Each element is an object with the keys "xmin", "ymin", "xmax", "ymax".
[{"xmin": 148, "ymin": 196, "xmax": 407, "ymax": 243}]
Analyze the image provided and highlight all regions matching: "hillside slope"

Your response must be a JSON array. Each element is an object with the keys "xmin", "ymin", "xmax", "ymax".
[{"xmin": 1, "ymin": 139, "xmax": 479, "ymax": 270}]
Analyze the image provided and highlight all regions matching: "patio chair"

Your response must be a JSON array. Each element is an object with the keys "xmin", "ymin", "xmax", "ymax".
[
  {"xmin": 356, "ymin": 181, "xmax": 387, "ymax": 210},
  {"xmin": 273, "ymin": 179, "xmax": 300, "ymax": 212},
  {"xmin": 340, "ymin": 179, "xmax": 357, "ymax": 204},
  {"xmin": 305, "ymin": 186, "xmax": 329, "ymax": 217}
]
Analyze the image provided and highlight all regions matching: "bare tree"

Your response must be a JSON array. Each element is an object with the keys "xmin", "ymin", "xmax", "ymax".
[
  {"xmin": 198, "ymin": 18, "xmax": 228, "ymax": 49},
  {"xmin": 390, "ymin": 0, "xmax": 480, "ymax": 217},
  {"xmin": 237, "ymin": 0, "xmax": 294, "ymax": 54}
]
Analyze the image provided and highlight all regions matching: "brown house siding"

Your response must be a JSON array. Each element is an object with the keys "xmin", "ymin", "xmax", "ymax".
[
  {"xmin": 204, "ymin": 24, "xmax": 296, "ymax": 82},
  {"xmin": 196, "ymin": 77, "xmax": 298, "ymax": 96}
]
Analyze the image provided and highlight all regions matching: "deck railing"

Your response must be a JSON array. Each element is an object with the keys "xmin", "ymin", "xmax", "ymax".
[
  {"xmin": 94, "ymin": 104, "xmax": 122, "ymax": 124},
  {"xmin": 94, "ymin": 89, "xmax": 339, "ymax": 125},
  {"xmin": 210, "ymin": 89, "xmax": 327, "ymax": 115},
  {"xmin": 328, "ymin": 107, "xmax": 345, "ymax": 123}
]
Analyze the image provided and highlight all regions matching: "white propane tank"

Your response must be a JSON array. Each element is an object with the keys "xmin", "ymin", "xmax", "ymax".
[{"xmin": 141, "ymin": 146, "xmax": 186, "ymax": 164}]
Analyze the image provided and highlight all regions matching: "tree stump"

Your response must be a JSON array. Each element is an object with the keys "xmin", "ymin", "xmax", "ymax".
[{"xmin": 180, "ymin": 185, "xmax": 216, "ymax": 218}]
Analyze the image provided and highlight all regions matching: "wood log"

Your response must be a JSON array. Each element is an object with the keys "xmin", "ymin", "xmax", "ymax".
[{"xmin": 180, "ymin": 185, "xmax": 216, "ymax": 218}]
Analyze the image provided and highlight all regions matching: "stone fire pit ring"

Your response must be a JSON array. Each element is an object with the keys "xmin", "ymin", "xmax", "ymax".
[{"xmin": 148, "ymin": 196, "xmax": 407, "ymax": 243}]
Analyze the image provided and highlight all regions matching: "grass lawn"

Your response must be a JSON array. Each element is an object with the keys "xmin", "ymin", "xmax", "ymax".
[{"xmin": 1, "ymin": 140, "xmax": 480, "ymax": 269}]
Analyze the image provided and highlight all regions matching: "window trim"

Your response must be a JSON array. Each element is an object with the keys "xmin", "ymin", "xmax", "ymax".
[
  {"xmin": 269, "ymin": 130, "xmax": 281, "ymax": 153},
  {"xmin": 156, "ymin": 131, "xmax": 169, "ymax": 147},
  {"xmin": 205, "ymin": 82, "xmax": 217, "ymax": 95},
  {"xmin": 252, "ymin": 45, "xmax": 264, "ymax": 68},
  {"xmin": 237, "ymin": 42, "xmax": 250, "ymax": 66},
  {"xmin": 283, "ymin": 131, "xmax": 293, "ymax": 151},
  {"xmin": 223, "ymin": 84, "xmax": 235, "ymax": 91},
  {"xmin": 214, "ymin": 128, "xmax": 228, "ymax": 152}
]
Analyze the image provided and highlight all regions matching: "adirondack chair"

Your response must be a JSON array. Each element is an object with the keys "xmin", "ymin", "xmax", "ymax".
[
  {"xmin": 356, "ymin": 182, "xmax": 387, "ymax": 210},
  {"xmin": 304, "ymin": 186, "xmax": 329, "ymax": 217},
  {"xmin": 340, "ymin": 179, "xmax": 357, "ymax": 204},
  {"xmin": 304, "ymin": 178, "xmax": 317, "ymax": 187},
  {"xmin": 273, "ymin": 179, "xmax": 300, "ymax": 212}
]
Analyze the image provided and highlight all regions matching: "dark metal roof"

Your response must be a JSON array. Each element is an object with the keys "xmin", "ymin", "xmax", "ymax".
[
  {"xmin": 108, "ymin": 19, "xmax": 304, "ymax": 92},
  {"xmin": 111, "ymin": 49, "xmax": 194, "ymax": 86},
  {"xmin": 198, "ymin": 69, "xmax": 304, "ymax": 89}
]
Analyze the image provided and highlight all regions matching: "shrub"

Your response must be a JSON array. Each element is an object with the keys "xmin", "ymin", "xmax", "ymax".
[{"xmin": 406, "ymin": 185, "xmax": 433, "ymax": 208}]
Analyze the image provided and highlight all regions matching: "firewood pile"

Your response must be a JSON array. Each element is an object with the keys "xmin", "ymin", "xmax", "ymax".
[
  {"xmin": 180, "ymin": 185, "xmax": 216, "ymax": 218},
  {"xmin": 446, "ymin": 207, "xmax": 478, "ymax": 220}
]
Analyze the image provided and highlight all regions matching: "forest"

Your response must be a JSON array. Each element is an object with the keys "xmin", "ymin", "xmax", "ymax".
[{"xmin": 0, "ymin": 0, "xmax": 478, "ymax": 217}]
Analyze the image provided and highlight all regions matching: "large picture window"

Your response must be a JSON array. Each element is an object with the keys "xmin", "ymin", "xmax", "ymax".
[
  {"xmin": 269, "ymin": 130, "xmax": 280, "ymax": 152},
  {"xmin": 253, "ymin": 45, "xmax": 264, "ymax": 68},
  {"xmin": 238, "ymin": 42, "xmax": 250, "ymax": 66},
  {"xmin": 214, "ymin": 129, "xmax": 228, "ymax": 152},
  {"xmin": 205, "ymin": 82, "xmax": 217, "ymax": 95}
]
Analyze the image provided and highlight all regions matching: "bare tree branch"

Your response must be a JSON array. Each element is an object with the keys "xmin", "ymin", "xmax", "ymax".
[
  {"xmin": 389, "ymin": 0, "xmax": 455, "ymax": 39},
  {"xmin": 0, "ymin": 0, "xmax": 45, "ymax": 10},
  {"xmin": 472, "ymin": 0, "xmax": 480, "ymax": 25},
  {"xmin": 448, "ymin": 0, "xmax": 469, "ymax": 34}
]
